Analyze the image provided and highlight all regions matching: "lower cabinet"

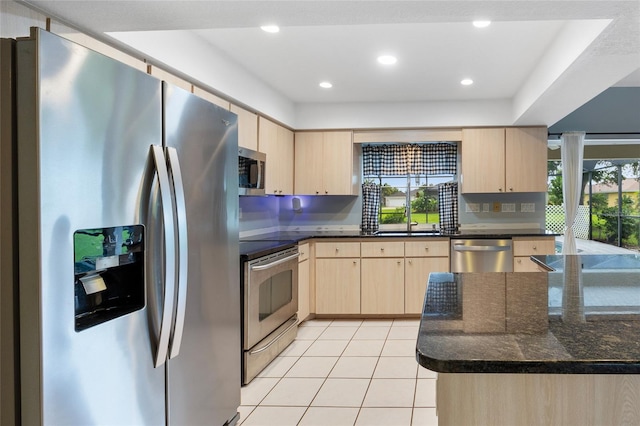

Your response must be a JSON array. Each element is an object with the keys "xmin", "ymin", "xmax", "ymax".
[
  {"xmin": 361, "ymin": 258, "xmax": 405, "ymax": 314},
  {"xmin": 297, "ymin": 243, "xmax": 310, "ymax": 322},
  {"xmin": 315, "ymin": 258, "xmax": 361, "ymax": 314},
  {"xmin": 513, "ymin": 237, "xmax": 555, "ymax": 271},
  {"xmin": 405, "ymin": 257, "xmax": 451, "ymax": 314}
]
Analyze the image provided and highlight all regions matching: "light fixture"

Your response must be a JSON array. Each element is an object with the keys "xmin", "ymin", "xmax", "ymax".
[
  {"xmin": 461, "ymin": 78, "xmax": 474, "ymax": 86},
  {"xmin": 260, "ymin": 25, "xmax": 280, "ymax": 33},
  {"xmin": 472, "ymin": 20, "xmax": 491, "ymax": 28},
  {"xmin": 319, "ymin": 81, "xmax": 333, "ymax": 89},
  {"xmin": 377, "ymin": 55, "xmax": 397, "ymax": 65}
]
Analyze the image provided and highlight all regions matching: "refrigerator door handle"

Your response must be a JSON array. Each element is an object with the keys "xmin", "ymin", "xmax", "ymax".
[
  {"xmin": 166, "ymin": 147, "xmax": 188, "ymax": 359},
  {"xmin": 140, "ymin": 145, "xmax": 177, "ymax": 368}
]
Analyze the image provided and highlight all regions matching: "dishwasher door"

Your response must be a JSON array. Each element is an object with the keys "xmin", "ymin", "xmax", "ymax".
[{"xmin": 450, "ymin": 239, "xmax": 513, "ymax": 272}]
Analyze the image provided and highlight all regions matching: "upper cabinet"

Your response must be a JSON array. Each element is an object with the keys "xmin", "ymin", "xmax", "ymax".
[
  {"xmin": 258, "ymin": 117, "xmax": 294, "ymax": 195},
  {"xmin": 230, "ymin": 104, "xmax": 258, "ymax": 151},
  {"xmin": 294, "ymin": 131, "xmax": 358, "ymax": 195},
  {"xmin": 192, "ymin": 87, "xmax": 230, "ymax": 110},
  {"xmin": 461, "ymin": 127, "xmax": 548, "ymax": 193}
]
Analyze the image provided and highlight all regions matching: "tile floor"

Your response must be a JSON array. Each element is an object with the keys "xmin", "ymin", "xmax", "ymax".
[{"xmin": 239, "ymin": 318, "xmax": 438, "ymax": 426}]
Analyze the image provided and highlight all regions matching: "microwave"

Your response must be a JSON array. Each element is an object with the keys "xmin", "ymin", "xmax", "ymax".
[{"xmin": 238, "ymin": 147, "xmax": 266, "ymax": 195}]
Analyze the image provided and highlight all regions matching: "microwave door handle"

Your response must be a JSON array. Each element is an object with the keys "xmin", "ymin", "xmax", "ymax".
[
  {"xmin": 166, "ymin": 147, "xmax": 188, "ymax": 359},
  {"xmin": 140, "ymin": 145, "xmax": 177, "ymax": 368},
  {"xmin": 256, "ymin": 159, "xmax": 263, "ymax": 190},
  {"xmin": 250, "ymin": 252, "xmax": 300, "ymax": 271}
]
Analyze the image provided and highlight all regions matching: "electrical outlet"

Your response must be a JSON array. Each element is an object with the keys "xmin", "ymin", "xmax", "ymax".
[
  {"xmin": 492, "ymin": 202, "xmax": 501, "ymax": 213},
  {"xmin": 521, "ymin": 203, "xmax": 535, "ymax": 213},
  {"xmin": 483, "ymin": 203, "xmax": 490, "ymax": 213},
  {"xmin": 466, "ymin": 203, "xmax": 480, "ymax": 213}
]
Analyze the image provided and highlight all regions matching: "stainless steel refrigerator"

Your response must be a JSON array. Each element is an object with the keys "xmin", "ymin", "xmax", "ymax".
[{"xmin": 0, "ymin": 28, "xmax": 240, "ymax": 425}]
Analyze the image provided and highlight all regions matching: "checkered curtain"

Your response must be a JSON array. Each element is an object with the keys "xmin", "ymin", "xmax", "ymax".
[
  {"xmin": 362, "ymin": 144, "xmax": 408, "ymax": 176},
  {"xmin": 408, "ymin": 143, "xmax": 457, "ymax": 174},
  {"xmin": 363, "ymin": 143, "xmax": 457, "ymax": 176},
  {"xmin": 438, "ymin": 182, "xmax": 458, "ymax": 233},
  {"xmin": 361, "ymin": 182, "xmax": 381, "ymax": 232}
]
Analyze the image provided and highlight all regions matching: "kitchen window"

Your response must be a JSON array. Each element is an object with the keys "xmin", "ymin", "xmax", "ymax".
[{"xmin": 362, "ymin": 143, "xmax": 458, "ymax": 232}]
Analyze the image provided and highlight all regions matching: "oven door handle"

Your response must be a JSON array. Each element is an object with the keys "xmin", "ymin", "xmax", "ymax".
[
  {"xmin": 453, "ymin": 244, "xmax": 511, "ymax": 252},
  {"xmin": 250, "ymin": 252, "xmax": 300, "ymax": 271},
  {"xmin": 249, "ymin": 317, "xmax": 299, "ymax": 355}
]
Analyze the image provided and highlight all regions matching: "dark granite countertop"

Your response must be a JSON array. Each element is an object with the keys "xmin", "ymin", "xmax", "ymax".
[{"xmin": 416, "ymin": 256, "xmax": 640, "ymax": 374}]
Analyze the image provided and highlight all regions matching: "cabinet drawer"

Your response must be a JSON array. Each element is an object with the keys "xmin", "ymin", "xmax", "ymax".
[
  {"xmin": 405, "ymin": 239, "xmax": 449, "ymax": 257},
  {"xmin": 513, "ymin": 237, "xmax": 555, "ymax": 256},
  {"xmin": 298, "ymin": 243, "xmax": 310, "ymax": 262},
  {"xmin": 361, "ymin": 241, "xmax": 404, "ymax": 257},
  {"xmin": 514, "ymin": 256, "xmax": 546, "ymax": 272},
  {"xmin": 315, "ymin": 241, "xmax": 360, "ymax": 258}
]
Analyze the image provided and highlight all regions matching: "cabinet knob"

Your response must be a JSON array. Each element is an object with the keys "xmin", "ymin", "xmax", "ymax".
[
  {"xmin": 279, "ymin": 190, "xmax": 283, "ymax": 194},
  {"xmin": 353, "ymin": 261, "xmax": 357, "ymax": 265},
  {"xmin": 380, "ymin": 248, "xmax": 384, "ymax": 252},
  {"xmin": 335, "ymin": 248, "xmax": 339, "ymax": 252},
  {"xmin": 316, "ymin": 191, "xmax": 319, "ymax": 195},
  {"xmin": 397, "ymin": 261, "xmax": 401, "ymax": 265},
  {"xmin": 533, "ymin": 246, "xmax": 537, "ymax": 250},
  {"xmin": 408, "ymin": 259, "xmax": 413, "ymax": 264},
  {"xmin": 517, "ymin": 259, "xmax": 522, "ymax": 264},
  {"xmin": 509, "ymin": 187, "xmax": 513, "ymax": 191},
  {"xmin": 499, "ymin": 188, "xmax": 503, "ymax": 192},
  {"xmin": 424, "ymin": 247, "xmax": 429, "ymax": 251},
  {"xmin": 325, "ymin": 190, "xmax": 328, "ymax": 194}
]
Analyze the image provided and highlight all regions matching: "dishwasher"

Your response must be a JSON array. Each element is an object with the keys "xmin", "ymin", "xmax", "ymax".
[{"xmin": 450, "ymin": 239, "xmax": 513, "ymax": 272}]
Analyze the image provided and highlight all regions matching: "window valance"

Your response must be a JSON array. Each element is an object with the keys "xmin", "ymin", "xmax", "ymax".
[{"xmin": 362, "ymin": 143, "xmax": 457, "ymax": 176}]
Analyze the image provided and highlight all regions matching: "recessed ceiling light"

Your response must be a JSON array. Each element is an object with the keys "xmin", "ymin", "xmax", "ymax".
[
  {"xmin": 260, "ymin": 25, "xmax": 280, "ymax": 33},
  {"xmin": 472, "ymin": 20, "xmax": 491, "ymax": 28},
  {"xmin": 461, "ymin": 78, "xmax": 474, "ymax": 86},
  {"xmin": 377, "ymin": 55, "xmax": 397, "ymax": 65},
  {"xmin": 319, "ymin": 81, "xmax": 333, "ymax": 89}
]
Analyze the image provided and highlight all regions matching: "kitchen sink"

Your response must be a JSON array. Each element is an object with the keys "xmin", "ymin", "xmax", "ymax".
[{"xmin": 372, "ymin": 230, "xmax": 440, "ymax": 236}]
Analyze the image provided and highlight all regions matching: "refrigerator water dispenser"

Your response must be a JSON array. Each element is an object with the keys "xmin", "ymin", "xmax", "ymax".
[{"xmin": 74, "ymin": 225, "xmax": 145, "ymax": 331}]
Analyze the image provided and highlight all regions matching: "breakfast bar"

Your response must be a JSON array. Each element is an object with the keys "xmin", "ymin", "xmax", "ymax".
[{"xmin": 416, "ymin": 255, "xmax": 640, "ymax": 425}]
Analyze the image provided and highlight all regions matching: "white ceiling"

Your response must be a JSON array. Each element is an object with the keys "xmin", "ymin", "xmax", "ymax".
[{"xmin": 20, "ymin": 1, "xmax": 640, "ymax": 129}]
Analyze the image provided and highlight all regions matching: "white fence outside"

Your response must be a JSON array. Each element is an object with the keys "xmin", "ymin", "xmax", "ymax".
[{"xmin": 545, "ymin": 205, "xmax": 590, "ymax": 239}]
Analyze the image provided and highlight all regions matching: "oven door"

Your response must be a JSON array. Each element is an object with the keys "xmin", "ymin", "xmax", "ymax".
[{"xmin": 244, "ymin": 248, "xmax": 299, "ymax": 350}]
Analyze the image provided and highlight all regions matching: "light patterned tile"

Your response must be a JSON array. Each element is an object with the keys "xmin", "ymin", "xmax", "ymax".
[
  {"xmin": 311, "ymin": 378, "xmax": 370, "ymax": 407},
  {"xmin": 237, "ymin": 405, "xmax": 255, "ymax": 425},
  {"xmin": 300, "ymin": 319, "xmax": 333, "ymax": 327},
  {"xmin": 279, "ymin": 339, "xmax": 313, "ymax": 356},
  {"xmin": 342, "ymin": 340, "xmax": 385, "ymax": 357},
  {"xmin": 298, "ymin": 407, "xmax": 359, "ymax": 426},
  {"xmin": 241, "ymin": 406, "xmax": 306, "ymax": 426},
  {"xmin": 296, "ymin": 326, "xmax": 327, "ymax": 340},
  {"xmin": 414, "ymin": 379, "xmax": 437, "ymax": 407},
  {"xmin": 285, "ymin": 356, "xmax": 338, "ymax": 378},
  {"xmin": 240, "ymin": 377, "xmax": 280, "ymax": 406},
  {"xmin": 329, "ymin": 356, "xmax": 378, "ymax": 378},
  {"xmin": 411, "ymin": 407, "xmax": 438, "ymax": 426},
  {"xmin": 392, "ymin": 319, "xmax": 421, "ymax": 327},
  {"xmin": 260, "ymin": 377, "xmax": 324, "ymax": 406},
  {"xmin": 417, "ymin": 366, "xmax": 438, "ymax": 379},
  {"xmin": 356, "ymin": 407, "xmax": 413, "ymax": 426},
  {"xmin": 373, "ymin": 357, "xmax": 418, "ymax": 379},
  {"xmin": 318, "ymin": 326, "xmax": 358, "ymax": 340},
  {"xmin": 304, "ymin": 339, "xmax": 349, "ymax": 356},
  {"xmin": 352, "ymin": 326, "xmax": 390, "ymax": 340},
  {"xmin": 330, "ymin": 319, "xmax": 363, "ymax": 327},
  {"xmin": 360, "ymin": 319, "xmax": 393, "ymax": 327},
  {"xmin": 387, "ymin": 326, "xmax": 419, "ymax": 340},
  {"xmin": 257, "ymin": 356, "xmax": 298, "ymax": 378},
  {"xmin": 381, "ymin": 339, "xmax": 416, "ymax": 357},
  {"xmin": 363, "ymin": 378, "xmax": 416, "ymax": 407}
]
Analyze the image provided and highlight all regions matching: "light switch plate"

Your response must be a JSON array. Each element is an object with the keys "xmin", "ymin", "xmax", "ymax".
[
  {"xmin": 483, "ymin": 203, "xmax": 490, "ymax": 213},
  {"xmin": 466, "ymin": 203, "xmax": 480, "ymax": 213},
  {"xmin": 492, "ymin": 202, "xmax": 501, "ymax": 213}
]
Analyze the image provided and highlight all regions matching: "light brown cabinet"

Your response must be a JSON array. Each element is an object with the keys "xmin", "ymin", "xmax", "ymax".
[
  {"xmin": 461, "ymin": 127, "xmax": 547, "ymax": 193},
  {"xmin": 297, "ymin": 243, "xmax": 311, "ymax": 322},
  {"xmin": 258, "ymin": 117, "xmax": 294, "ymax": 195},
  {"xmin": 315, "ymin": 242, "xmax": 361, "ymax": 314},
  {"xmin": 513, "ymin": 236, "xmax": 555, "ymax": 272},
  {"xmin": 294, "ymin": 131, "xmax": 357, "ymax": 195},
  {"xmin": 360, "ymin": 242, "xmax": 405, "ymax": 314},
  {"xmin": 230, "ymin": 104, "xmax": 258, "ymax": 150},
  {"xmin": 404, "ymin": 238, "xmax": 451, "ymax": 314}
]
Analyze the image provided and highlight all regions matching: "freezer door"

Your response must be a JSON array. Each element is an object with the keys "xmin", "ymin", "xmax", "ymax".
[
  {"xmin": 16, "ymin": 29, "xmax": 165, "ymax": 425},
  {"xmin": 163, "ymin": 83, "xmax": 241, "ymax": 425}
]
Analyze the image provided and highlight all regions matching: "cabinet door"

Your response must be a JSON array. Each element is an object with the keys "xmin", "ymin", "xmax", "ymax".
[
  {"xmin": 315, "ymin": 258, "xmax": 360, "ymax": 314},
  {"xmin": 505, "ymin": 127, "xmax": 548, "ymax": 192},
  {"xmin": 298, "ymin": 259, "xmax": 310, "ymax": 321},
  {"xmin": 461, "ymin": 128, "xmax": 505, "ymax": 193},
  {"xmin": 361, "ymin": 258, "xmax": 404, "ymax": 314},
  {"xmin": 259, "ymin": 117, "xmax": 293, "ymax": 195},
  {"xmin": 322, "ymin": 131, "xmax": 354, "ymax": 195},
  {"xmin": 230, "ymin": 104, "xmax": 258, "ymax": 150},
  {"xmin": 294, "ymin": 132, "xmax": 324, "ymax": 195},
  {"xmin": 405, "ymin": 257, "xmax": 450, "ymax": 314}
]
